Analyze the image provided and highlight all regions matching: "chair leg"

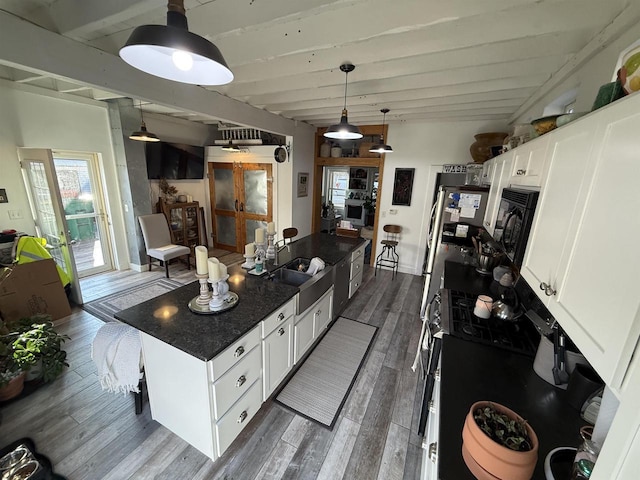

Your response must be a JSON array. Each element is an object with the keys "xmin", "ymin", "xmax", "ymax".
[
  {"xmin": 165, "ymin": 260, "xmax": 170, "ymax": 278},
  {"xmin": 148, "ymin": 256, "xmax": 153, "ymax": 272}
]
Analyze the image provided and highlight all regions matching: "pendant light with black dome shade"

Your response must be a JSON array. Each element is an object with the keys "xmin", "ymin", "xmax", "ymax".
[
  {"xmin": 369, "ymin": 108, "xmax": 393, "ymax": 153},
  {"xmin": 324, "ymin": 64, "xmax": 363, "ymax": 140},
  {"xmin": 129, "ymin": 100, "xmax": 160, "ymax": 143},
  {"xmin": 119, "ymin": 0, "xmax": 233, "ymax": 86}
]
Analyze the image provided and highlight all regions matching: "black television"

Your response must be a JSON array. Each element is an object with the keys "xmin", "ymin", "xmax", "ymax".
[{"xmin": 145, "ymin": 142, "xmax": 205, "ymax": 179}]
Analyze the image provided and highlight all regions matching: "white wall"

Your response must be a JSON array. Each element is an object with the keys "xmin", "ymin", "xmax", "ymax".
[{"xmin": 375, "ymin": 119, "xmax": 507, "ymax": 275}]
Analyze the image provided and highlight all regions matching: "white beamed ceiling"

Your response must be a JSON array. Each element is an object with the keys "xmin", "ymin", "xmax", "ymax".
[{"xmin": 0, "ymin": 0, "xmax": 637, "ymax": 128}]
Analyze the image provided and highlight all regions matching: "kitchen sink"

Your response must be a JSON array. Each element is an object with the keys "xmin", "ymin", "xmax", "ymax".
[
  {"xmin": 268, "ymin": 267, "xmax": 311, "ymax": 287},
  {"xmin": 268, "ymin": 257, "xmax": 334, "ymax": 314},
  {"xmin": 284, "ymin": 257, "xmax": 311, "ymax": 272}
]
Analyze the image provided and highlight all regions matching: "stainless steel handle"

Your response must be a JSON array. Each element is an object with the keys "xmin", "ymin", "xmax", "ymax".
[
  {"xmin": 484, "ymin": 221, "xmax": 490, "ymax": 226},
  {"xmin": 316, "ymin": 309, "xmax": 322, "ymax": 316},
  {"xmin": 237, "ymin": 411, "xmax": 248, "ymax": 423},
  {"xmin": 236, "ymin": 375, "xmax": 246, "ymax": 388},
  {"xmin": 355, "ymin": 264, "xmax": 360, "ymax": 270},
  {"xmin": 278, "ymin": 313, "xmax": 285, "ymax": 321},
  {"xmin": 355, "ymin": 282, "xmax": 359, "ymax": 288},
  {"xmin": 516, "ymin": 169, "xmax": 526, "ymax": 176},
  {"xmin": 434, "ymin": 369, "xmax": 441, "ymax": 381},
  {"xmin": 278, "ymin": 328, "xmax": 285, "ymax": 336},
  {"xmin": 429, "ymin": 442, "xmax": 438, "ymax": 463},
  {"xmin": 428, "ymin": 400, "xmax": 436, "ymax": 413},
  {"xmin": 234, "ymin": 346, "xmax": 245, "ymax": 357},
  {"xmin": 539, "ymin": 282, "xmax": 557, "ymax": 297}
]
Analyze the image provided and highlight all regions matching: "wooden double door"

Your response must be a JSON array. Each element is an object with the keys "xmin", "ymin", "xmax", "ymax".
[{"xmin": 208, "ymin": 162, "xmax": 273, "ymax": 252}]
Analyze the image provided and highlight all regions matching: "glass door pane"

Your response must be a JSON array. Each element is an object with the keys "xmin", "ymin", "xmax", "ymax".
[
  {"xmin": 209, "ymin": 163, "xmax": 238, "ymax": 250},
  {"xmin": 243, "ymin": 170, "xmax": 268, "ymax": 215}
]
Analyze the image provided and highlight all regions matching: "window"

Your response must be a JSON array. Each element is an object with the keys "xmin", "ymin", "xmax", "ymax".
[{"xmin": 328, "ymin": 170, "xmax": 349, "ymax": 208}]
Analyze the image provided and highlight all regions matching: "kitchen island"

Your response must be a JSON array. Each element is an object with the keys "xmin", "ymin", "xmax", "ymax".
[{"xmin": 115, "ymin": 232, "xmax": 366, "ymax": 462}]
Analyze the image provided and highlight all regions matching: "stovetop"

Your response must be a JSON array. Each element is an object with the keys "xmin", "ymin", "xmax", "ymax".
[{"xmin": 447, "ymin": 289, "xmax": 540, "ymax": 357}]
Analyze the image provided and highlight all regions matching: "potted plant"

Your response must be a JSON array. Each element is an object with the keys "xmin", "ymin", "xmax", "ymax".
[
  {"xmin": 462, "ymin": 401, "xmax": 538, "ymax": 480},
  {"xmin": 0, "ymin": 318, "xmax": 26, "ymax": 400},
  {"xmin": 363, "ymin": 193, "xmax": 376, "ymax": 226},
  {"xmin": 158, "ymin": 178, "xmax": 178, "ymax": 204}
]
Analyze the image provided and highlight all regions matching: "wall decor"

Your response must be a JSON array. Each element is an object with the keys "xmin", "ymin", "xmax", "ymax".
[
  {"xmin": 0, "ymin": 189, "xmax": 7, "ymax": 203},
  {"xmin": 392, "ymin": 168, "xmax": 415, "ymax": 206},
  {"xmin": 297, "ymin": 172, "xmax": 309, "ymax": 197}
]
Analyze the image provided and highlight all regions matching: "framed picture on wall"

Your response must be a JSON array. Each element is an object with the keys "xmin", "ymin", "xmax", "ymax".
[
  {"xmin": 297, "ymin": 172, "xmax": 309, "ymax": 197},
  {"xmin": 392, "ymin": 168, "xmax": 415, "ymax": 206}
]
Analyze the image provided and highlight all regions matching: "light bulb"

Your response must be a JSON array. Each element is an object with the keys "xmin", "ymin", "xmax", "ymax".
[{"xmin": 172, "ymin": 50, "xmax": 193, "ymax": 71}]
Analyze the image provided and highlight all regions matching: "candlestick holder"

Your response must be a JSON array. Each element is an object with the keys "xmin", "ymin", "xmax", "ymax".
[
  {"xmin": 208, "ymin": 278, "xmax": 224, "ymax": 309},
  {"xmin": 241, "ymin": 254, "xmax": 256, "ymax": 270},
  {"xmin": 218, "ymin": 274, "xmax": 230, "ymax": 299},
  {"xmin": 195, "ymin": 273, "xmax": 211, "ymax": 305},
  {"xmin": 266, "ymin": 233, "xmax": 276, "ymax": 259}
]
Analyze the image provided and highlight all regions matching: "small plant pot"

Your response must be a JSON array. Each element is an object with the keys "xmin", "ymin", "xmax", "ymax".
[
  {"xmin": 462, "ymin": 401, "xmax": 538, "ymax": 480},
  {"xmin": 0, "ymin": 372, "xmax": 26, "ymax": 401}
]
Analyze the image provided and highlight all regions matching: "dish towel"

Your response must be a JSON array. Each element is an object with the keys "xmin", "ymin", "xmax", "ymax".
[{"xmin": 91, "ymin": 323, "xmax": 143, "ymax": 395}]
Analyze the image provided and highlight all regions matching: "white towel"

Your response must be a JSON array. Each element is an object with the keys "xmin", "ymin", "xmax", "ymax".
[{"xmin": 91, "ymin": 323, "xmax": 143, "ymax": 395}]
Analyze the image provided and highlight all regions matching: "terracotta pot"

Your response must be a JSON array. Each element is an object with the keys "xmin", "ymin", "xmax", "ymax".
[
  {"xmin": 462, "ymin": 401, "xmax": 538, "ymax": 480},
  {"xmin": 0, "ymin": 372, "xmax": 26, "ymax": 401},
  {"xmin": 470, "ymin": 133, "xmax": 508, "ymax": 163}
]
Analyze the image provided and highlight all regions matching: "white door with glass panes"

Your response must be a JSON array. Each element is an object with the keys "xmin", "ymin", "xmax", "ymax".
[{"xmin": 326, "ymin": 167, "xmax": 349, "ymax": 216}]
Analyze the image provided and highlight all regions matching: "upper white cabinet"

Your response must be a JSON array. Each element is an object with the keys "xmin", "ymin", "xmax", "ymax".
[
  {"xmin": 509, "ymin": 134, "xmax": 551, "ymax": 187},
  {"xmin": 521, "ymin": 94, "xmax": 640, "ymax": 392},
  {"xmin": 483, "ymin": 150, "xmax": 515, "ymax": 236}
]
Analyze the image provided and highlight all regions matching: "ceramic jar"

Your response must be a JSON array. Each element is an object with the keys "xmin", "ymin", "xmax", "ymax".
[
  {"xmin": 469, "ymin": 132, "xmax": 508, "ymax": 163},
  {"xmin": 320, "ymin": 139, "xmax": 331, "ymax": 157},
  {"xmin": 330, "ymin": 145, "xmax": 342, "ymax": 158}
]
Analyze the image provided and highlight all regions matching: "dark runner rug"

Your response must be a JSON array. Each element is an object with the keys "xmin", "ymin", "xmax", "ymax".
[{"xmin": 275, "ymin": 317, "xmax": 377, "ymax": 428}]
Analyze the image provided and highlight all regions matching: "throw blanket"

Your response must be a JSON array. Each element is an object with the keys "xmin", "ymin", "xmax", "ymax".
[{"xmin": 91, "ymin": 323, "xmax": 143, "ymax": 395}]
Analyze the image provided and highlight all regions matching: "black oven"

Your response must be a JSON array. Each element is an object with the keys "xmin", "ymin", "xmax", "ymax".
[{"xmin": 492, "ymin": 188, "xmax": 539, "ymax": 267}]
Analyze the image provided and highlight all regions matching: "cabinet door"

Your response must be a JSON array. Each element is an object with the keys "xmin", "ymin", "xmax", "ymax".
[
  {"xmin": 262, "ymin": 316, "xmax": 293, "ymax": 400},
  {"xmin": 520, "ymin": 119, "xmax": 597, "ymax": 307},
  {"xmin": 547, "ymin": 99, "xmax": 640, "ymax": 389},
  {"xmin": 483, "ymin": 151, "xmax": 514, "ymax": 235},
  {"xmin": 510, "ymin": 135, "xmax": 550, "ymax": 187},
  {"xmin": 313, "ymin": 288, "xmax": 334, "ymax": 337},
  {"xmin": 481, "ymin": 158, "xmax": 495, "ymax": 185},
  {"xmin": 294, "ymin": 310, "xmax": 315, "ymax": 364}
]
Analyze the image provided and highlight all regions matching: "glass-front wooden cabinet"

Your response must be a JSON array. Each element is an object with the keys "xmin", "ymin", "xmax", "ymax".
[{"xmin": 157, "ymin": 199, "xmax": 201, "ymax": 251}]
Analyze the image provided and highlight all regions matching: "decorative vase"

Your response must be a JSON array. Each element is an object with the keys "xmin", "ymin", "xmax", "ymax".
[
  {"xmin": 462, "ymin": 401, "xmax": 538, "ymax": 480},
  {"xmin": 469, "ymin": 132, "xmax": 508, "ymax": 163},
  {"xmin": 0, "ymin": 372, "xmax": 26, "ymax": 401},
  {"xmin": 331, "ymin": 145, "xmax": 342, "ymax": 158}
]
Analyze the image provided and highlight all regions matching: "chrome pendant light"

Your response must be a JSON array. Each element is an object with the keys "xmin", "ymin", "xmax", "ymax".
[
  {"xmin": 129, "ymin": 100, "xmax": 160, "ymax": 142},
  {"xmin": 119, "ymin": 0, "xmax": 233, "ymax": 86},
  {"xmin": 324, "ymin": 64, "xmax": 363, "ymax": 140},
  {"xmin": 369, "ymin": 108, "xmax": 393, "ymax": 153}
]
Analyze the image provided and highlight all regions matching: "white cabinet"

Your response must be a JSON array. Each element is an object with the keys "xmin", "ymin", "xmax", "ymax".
[
  {"xmin": 349, "ymin": 245, "xmax": 365, "ymax": 298},
  {"xmin": 215, "ymin": 379, "xmax": 262, "ymax": 455},
  {"xmin": 509, "ymin": 134, "xmax": 550, "ymax": 187},
  {"xmin": 483, "ymin": 151, "xmax": 514, "ymax": 236},
  {"xmin": 294, "ymin": 287, "xmax": 334, "ymax": 363},
  {"xmin": 481, "ymin": 158, "xmax": 496, "ymax": 185},
  {"xmin": 261, "ymin": 298, "xmax": 296, "ymax": 400},
  {"xmin": 521, "ymin": 95, "xmax": 640, "ymax": 392}
]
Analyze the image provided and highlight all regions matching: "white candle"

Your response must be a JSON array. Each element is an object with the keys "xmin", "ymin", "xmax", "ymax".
[
  {"xmin": 208, "ymin": 258, "xmax": 220, "ymax": 281},
  {"xmin": 267, "ymin": 222, "xmax": 275, "ymax": 235},
  {"xmin": 245, "ymin": 243, "xmax": 255, "ymax": 256},
  {"xmin": 195, "ymin": 246, "xmax": 208, "ymax": 275},
  {"xmin": 219, "ymin": 263, "xmax": 227, "ymax": 277},
  {"xmin": 255, "ymin": 227, "xmax": 265, "ymax": 244}
]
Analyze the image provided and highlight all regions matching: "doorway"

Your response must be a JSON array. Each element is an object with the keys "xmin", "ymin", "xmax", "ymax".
[
  {"xmin": 208, "ymin": 162, "xmax": 273, "ymax": 252},
  {"xmin": 18, "ymin": 148, "xmax": 114, "ymax": 304}
]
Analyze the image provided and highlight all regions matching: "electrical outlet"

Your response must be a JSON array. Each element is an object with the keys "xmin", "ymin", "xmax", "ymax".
[{"xmin": 8, "ymin": 210, "xmax": 23, "ymax": 220}]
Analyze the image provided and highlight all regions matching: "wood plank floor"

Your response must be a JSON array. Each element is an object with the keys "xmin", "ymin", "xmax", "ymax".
[{"xmin": 1, "ymin": 265, "xmax": 427, "ymax": 480}]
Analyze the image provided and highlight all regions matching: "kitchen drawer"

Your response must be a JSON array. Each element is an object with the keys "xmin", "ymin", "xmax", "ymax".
[
  {"xmin": 349, "ymin": 270, "xmax": 363, "ymax": 298},
  {"xmin": 350, "ymin": 252, "xmax": 364, "ymax": 279},
  {"xmin": 215, "ymin": 378, "xmax": 262, "ymax": 456},
  {"xmin": 313, "ymin": 288, "xmax": 333, "ymax": 337},
  {"xmin": 210, "ymin": 325, "xmax": 260, "ymax": 380},
  {"xmin": 211, "ymin": 344, "xmax": 261, "ymax": 420},
  {"xmin": 261, "ymin": 298, "xmax": 295, "ymax": 338},
  {"xmin": 350, "ymin": 245, "xmax": 364, "ymax": 263}
]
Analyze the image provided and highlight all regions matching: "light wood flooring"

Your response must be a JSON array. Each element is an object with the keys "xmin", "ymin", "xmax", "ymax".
[{"xmin": 1, "ymin": 265, "xmax": 427, "ymax": 480}]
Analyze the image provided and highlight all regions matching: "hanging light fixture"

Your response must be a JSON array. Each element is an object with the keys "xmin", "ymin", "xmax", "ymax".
[
  {"xmin": 369, "ymin": 108, "xmax": 393, "ymax": 153},
  {"xmin": 324, "ymin": 63, "xmax": 363, "ymax": 140},
  {"xmin": 119, "ymin": 0, "xmax": 233, "ymax": 86},
  {"xmin": 221, "ymin": 141, "xmax": 241, "ymax": 152},
  {"xmin": 129, "ymin": 100, "xmax": 160, "ymax": 142}
]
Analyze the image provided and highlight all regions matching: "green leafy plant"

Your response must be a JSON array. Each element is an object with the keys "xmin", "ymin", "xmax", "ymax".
[
  {"xmin": 362, "ymin": 195, "xmax": 375, "ymax": 212},
  {"xmin": 473, "ymin": 403, "xmax": 533, "ymax": 452},
  {"xmin": 158, "ymin": 178, "xmax": 178, "ymax": 197}
]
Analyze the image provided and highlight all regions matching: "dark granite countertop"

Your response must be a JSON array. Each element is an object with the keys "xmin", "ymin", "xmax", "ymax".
[
  {"xmin": 438, "ymin": 259, "xmax": 585, "ymax": 479},
  {"xmin": 115, "ymin": 233, "xmax": 366, "ymax": 362}
]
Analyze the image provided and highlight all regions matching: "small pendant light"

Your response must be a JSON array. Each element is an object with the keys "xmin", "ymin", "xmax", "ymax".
[
  {"xmin": 324, "ymin": 64, "xmax": 363, "ymax": 140},
  {"xmin": 221, "ymin": 140, "xmax": 241, "ymax": 152},
  {"xmin": 369, "ymin": 108, "xmax": 393, "ymax": 153},
  {"xmin": 129, "ymin": 100, "xmax": 160, "ymax": 142},
  {"xmin": 120, "ymin": 0, "xmax": 233, "ymax": 86}
]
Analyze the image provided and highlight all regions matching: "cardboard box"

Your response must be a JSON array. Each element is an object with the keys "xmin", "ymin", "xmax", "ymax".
[{"xmin": 0, "ymin": 259, "xmax": 71, "ymax": 322}]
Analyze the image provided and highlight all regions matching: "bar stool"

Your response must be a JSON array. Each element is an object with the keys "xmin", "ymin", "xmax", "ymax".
[
  {"xmin": 282, "ymin": 227, "xmax": 298, "ymax": 244},
  {"xmin": 375, "ymin": 225, "xmax": 402, "ymax": 278}
]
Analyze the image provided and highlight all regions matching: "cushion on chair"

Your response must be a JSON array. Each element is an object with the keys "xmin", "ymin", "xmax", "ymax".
[{"xmin": 148, "ymin": 244, "xmax": 191, "ymax": 261}]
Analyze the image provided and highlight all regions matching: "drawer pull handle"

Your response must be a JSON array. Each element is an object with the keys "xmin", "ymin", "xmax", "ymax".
[
  {"xmin": 234, "ymin": 346, "xmax": 245, "ymax": 358},
  {"xmin": 484, "ymin": 221, "xmax": 490, "ymax": 226},
  {"xmin": 428, "ymin": 400, "xmax": 436, "ymax": 413},
  {"xmin": 278, "ymin": 313, "xmax": 285, "ymax": 321},
  {"xmin": 539, "ymin": 282, "xmax": 557, "ymax": 297},
  {"xmin": 429, "ymin": 442, "xmax": 438, "ymax": 463},
  {"xmin": 236, "ymin": 375, "xmax": 246, "ymax": 388},
  {"xmin": 237, "ymin": 411, "xmax": 248, "ymax": 423},
  {"xmin": 316, "ymin": 309, "xmax": 322, "ymax": 316},
  {"xmin": 278, "ymin": 328, "xmax": 285, "ymax": 336},
  {"xmin": 516, "ymin": 169, "xmax": 526, "ymax": 176},
  {"xmin": 355, "ymin": 282, "xmax": 359, "ymax": 288}
]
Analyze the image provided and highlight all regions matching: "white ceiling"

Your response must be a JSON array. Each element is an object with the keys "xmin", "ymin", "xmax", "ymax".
[{"xmin": 0, "ymin": 0, "xmax": 637, "ymax": 128}]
